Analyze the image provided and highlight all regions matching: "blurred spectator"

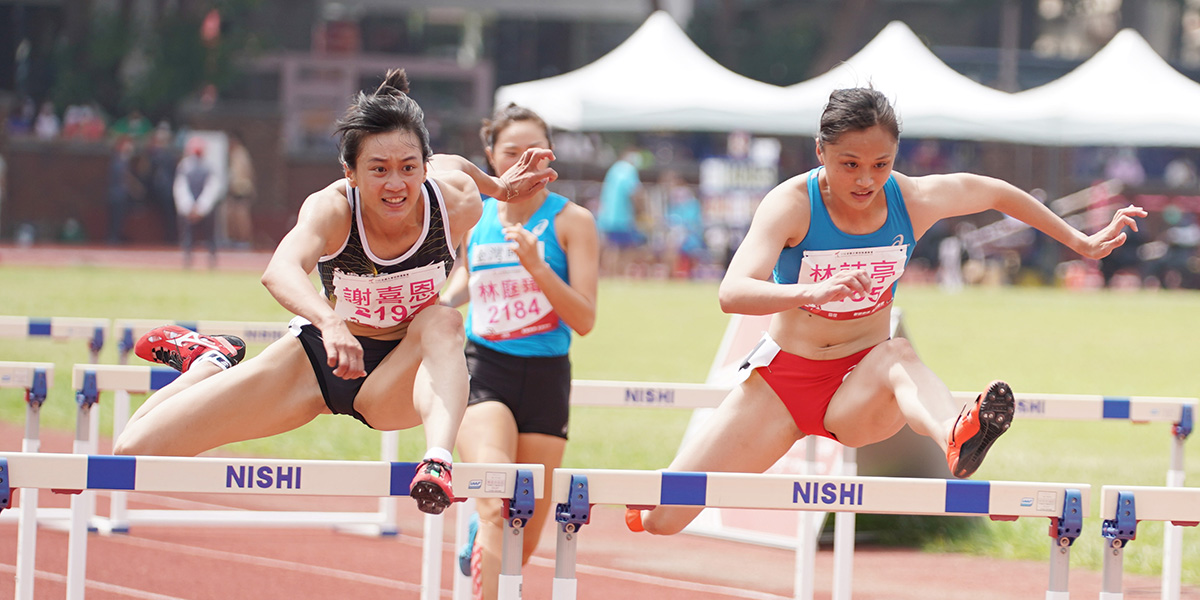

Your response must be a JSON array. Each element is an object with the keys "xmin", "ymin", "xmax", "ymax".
[
  {"xmin": 0, "ymin": 147, "xmax": 6, "ymax": 237},
  {"xmin": 661, "ymin": 170, "xmax": 706, "ymax": 278},
  {"xmin": 223, "ymin": 130, "xmax": 256, "ymax": 249},
  {"xmin": 1151, "ymin": 204, "xmax": 1200, "ymax": 289},
  {"xmin": 174, "ymin": 137, "xmax": 221, "ymax": 269},
  {"xmin": 111, "ymin": 109, "xmax": 153, "ymax": 141},
  {"xmin": 34, "ymin": 101, "xmax": 60, "ymax": 140},
  {"xmin": 63, "ymin": 104, "xmax": 107, "ymax": 141},
  {"xmin": 1165, "ymin": 156, "xmax": 1198, "ymax": 191},
  {"xmin": 7, "ymin": 98, "xmax": 34, "ymax": 136},
  {"xmin": 1105, "ymin": 147, "xmax": 1145, "ymax": 187},
  {"xmin": 597, "ymin": 146, "xmax": 647, "ymax": 276},
  {"xmin": 937, "ymin": 224, "xmax": 967, "ymax": 293},
  {"xmin": 144, "ymin": 123, "xmax": 179, "ymax": 243},
  {"xmin": 106, "ymin": 135, "xmax": 143, "ymax": 244}
]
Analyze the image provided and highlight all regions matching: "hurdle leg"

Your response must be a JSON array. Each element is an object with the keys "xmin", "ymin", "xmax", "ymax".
[
  {"xmin": 794, "ymin": 436, "xmax": 820, "ymax": 600},
  {"xmin": 553, "ymin": 521, "xmax": 580, "ymax": 600},
  {"xmin": 831, "ymin": 446, "xmax": 857, "ymax": 600},
  {"xmin": 377, "ymin": 430, "xmax": 400, "ymax": 536},
  {"xmin": 105, "ymin": 389, "xmax": 132, "ymax": 534},
  {"xmin": 1161, "ymin": 436, "xmax": 1185, "ymax": 600},
  {"xmin": 1100, "ymin": 538, "xmax": 1126, "ymax": 600},
  {"xmin": 1045, "ymin": 535, "xmax": 1072, "ymax": 599},
  {"xmin": 453, "ymin": 499, "xmax": 477, "ymax": 600},
  {"xmin": 15, "ymin": 402, "xmax": 41, "ymax": 600},
  {"xmin": 66, "ymin": 402, "xmax": 93, "ymax": 600},
  {"xmin": 420, "ymin": 513, "xmax": 444, "ymax": 600},
  {"xmin": 498, "ymin": 514, "xmax": 526, "ymax": 600}
]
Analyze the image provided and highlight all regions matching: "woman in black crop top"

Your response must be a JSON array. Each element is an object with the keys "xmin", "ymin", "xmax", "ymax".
[{"xmin": 115, "ymin": 69, "xmax": 556, "ymax": 516}]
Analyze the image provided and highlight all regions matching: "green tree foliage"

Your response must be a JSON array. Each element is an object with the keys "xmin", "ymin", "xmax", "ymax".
[{"xmin": 50, "ymin": 0, "xmax": 264, "ymax": 122}]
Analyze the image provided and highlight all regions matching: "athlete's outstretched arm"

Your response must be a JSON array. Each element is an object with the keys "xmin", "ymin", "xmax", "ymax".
[
  {"xmin": 429, "ymin": 148, "xmax": 558, "ymax": 201},
  {"xmin": 261, "ymin": 182, "xmax": 366, "ymax": 379},
  {"xmin": 905, "ymin": 173, "xmax": 1146, "ymax": 259}
]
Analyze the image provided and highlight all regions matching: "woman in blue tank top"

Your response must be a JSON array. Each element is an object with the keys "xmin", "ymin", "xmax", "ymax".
[
  {"xmin": 436, "ymin": 104, "xmax": 599, "ymax": 600},
  {"xmin": 630, "ymin": 87, "xmax": 1145, "ymax": 537}
]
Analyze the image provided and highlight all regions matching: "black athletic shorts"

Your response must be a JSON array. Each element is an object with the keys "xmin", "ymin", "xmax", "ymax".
[
  {"xmin": 465, "ymin": 340, "xmax": 571, "ymax": 439},
  {"xmin": 292, "ymin": 321, "xmax": 401, "ymax": 428}
]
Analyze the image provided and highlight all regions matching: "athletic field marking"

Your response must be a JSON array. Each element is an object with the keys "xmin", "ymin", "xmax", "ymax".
[{"xmin": 0, "ymin": 562, "xmax": 188, "ymax": 600}]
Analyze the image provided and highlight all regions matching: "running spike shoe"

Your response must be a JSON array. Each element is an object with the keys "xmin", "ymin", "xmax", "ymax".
[
  {"xmin": 625, "ymin": 508, "xmax": 645, "ymax": 533},
  {"xmin": 410, "ymin": 458, "xmax": 453, "ymax": 515},
  {"xmin": 134, "ymin": 325, "xmax": 246, "ymax": 373},
  {"xmin": 946, "ymin": 380, "xmax": 1015, "ymax": 478}
]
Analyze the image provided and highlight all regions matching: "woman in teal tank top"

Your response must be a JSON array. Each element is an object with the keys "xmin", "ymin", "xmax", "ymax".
[{"xmin": 436, "ymin": 104, "xmax": 599, "ymax": 600}]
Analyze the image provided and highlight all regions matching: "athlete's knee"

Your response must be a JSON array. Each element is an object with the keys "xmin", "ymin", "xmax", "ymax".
[
  {"xmin": 413, "ymin": 305, "xmax": 465, "ymax": 341},
  {"xmin": 112, "ymin": 426, "xmax": 157, "ymax": 456},
  {"xmin": 641, "ymin": 507, "xmax": 691, "ymax": 536},
  {"xmin": 878, "ymin": 337, "xmax": 919, "ymax": 364}
]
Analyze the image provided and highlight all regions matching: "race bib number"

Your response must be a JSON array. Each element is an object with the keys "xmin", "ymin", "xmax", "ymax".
[
  {"xmin": 331, "ymin": 263, "xmax": 446, "ymax": 328},
  {"xmin": 798, "ymin": 245, "xmax": 907, "ymax": 320},
  {"xmin": 469, "ymin": 242, "xmax": 558, "ymax": 341}
]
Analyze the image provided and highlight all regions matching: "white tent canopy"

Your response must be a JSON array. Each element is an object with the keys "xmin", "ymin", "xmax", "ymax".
[
  {"xmin": 1008, "ymin": 28, "xmax": 1200, "ymax": 147},
  {"xmin": 493, "ymin": 11, "xmax": 791, "ymax": 133},
  {"xmin": 497, "ymin": 14, "xmax": 1200, "ymax": 147},
  {"xmin": 764, "ymin": 21, "xmax": 1034, "ymax": 142}
]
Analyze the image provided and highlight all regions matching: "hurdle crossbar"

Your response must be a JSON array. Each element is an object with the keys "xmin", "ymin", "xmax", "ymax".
[
  {"xmin": 549, "ymin": 468, "xmax": 1089, "ymax": 600},
  {"xmin": 112, "ymin": 318, "xmax": 290, "ymax": 352},
  {"xmin": 0, "ymin": 452, "xmax": 542, "ymax": 600},
  {"xmin": 0, "ymin": 316, "xmax": 109, "ymax": 353},
  {"xmin": 1099, "ymin": 485, "xmax": 1200, "ymax": 600},
  {"xmin": 61, "ymin": 363, "xmax": 414, "ymax": 538},
  {"xmin": 0, "ymin": 362, "xmax": 54, "ymax": 600}
]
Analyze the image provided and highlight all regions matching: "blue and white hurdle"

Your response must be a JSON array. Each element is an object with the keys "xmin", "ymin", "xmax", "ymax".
[
  {"xmin": 0, "ymin": 315, "xmax": 109, "ymax": 454},
  {"xmin": 102, "ymin": 319, "xmax": 405, "ymax": 538},
  {"xmin": 0, "ymin": 451, "xmax": 542, "ymax": 600},
  {"xmin": 995, "ymin": 391, "xmax": 1195, "ymax": 600},
  {"xmin": 1099, "ymin": 486, "xmax": 1200, "ymax": 600},
  {"xmin": 0, "ymin": 316, "xmax": 109, "ymax": 362},
  {"xmin": 0, "ymin": 361, "xmax": 54, "ymax": 600},
  {"xmin": 64, "ymin": 362, "xmax": 414, "ymax": 537},
  {"xmin": 550, "ymin": 468, "xmax": 1089, "ymax": 599},
  {"xmin": 565, "ymin": 380, "xmax": 1198, "ymax": 599}
]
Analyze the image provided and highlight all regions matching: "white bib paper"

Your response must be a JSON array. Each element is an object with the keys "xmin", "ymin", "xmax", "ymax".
[
  {"xmin": 798, "ymin": 245, "xmax": 907, "ymax": 320},
  {"xmin": 331, "ymin": 262, "xmax": 446, "ymax": 328},
  {"xmin": 469, "ymin": 242, "xmax": 557, "ymax": 341}
]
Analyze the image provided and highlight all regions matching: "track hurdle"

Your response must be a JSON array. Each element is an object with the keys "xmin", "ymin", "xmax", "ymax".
[
  {"xmin": 563, "ymin": 382, "xmax": 1197, "ymax": 599},
  {"xmin": 106, "ymin": 318, "xmax": 406, "ymax": 537},
  {"xmin": 974, "ymin": 390, "xmax": 1195, "ymax": 600},
  {"xmin": 1099, "ymin": 486, "xmax": 1200, "ymax": 600},
  {"xmin": 0, "ymin": 361, "xmax": 54, "ymax": 600},
  {"xmin": 0, "ymin": 316, "xmax": 109, "ymax": 362},
  {"xmin": 1, "ymin": 316, "xmax": 110, "ymax": 529},
  {"xmin": 550, "ymin": 468, "xmax": 1088, "ymax": 599},
  {"xmin": 64, "ymin": 362, "xmax": 415, "ymax": 537},
  {"xmin": 0, "ymin": 451, "xmax": 542, "ymax": 600}
]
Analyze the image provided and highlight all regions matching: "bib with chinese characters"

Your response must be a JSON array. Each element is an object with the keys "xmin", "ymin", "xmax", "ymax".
[
  {"xmin": 331, "ymin": 262, "xmax": 446, "ymax": 328},
  {"xmin": 798, "ymin": 245, "xmax": 907, "ymax": 320},
  {"xmin": 468, "ymin": 242, "xmax": 559, "ymax": 341}
]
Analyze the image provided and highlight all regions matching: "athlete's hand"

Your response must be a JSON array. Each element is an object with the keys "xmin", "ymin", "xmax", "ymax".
[
  {"xmin": 496, "ymin": 148, "xmax": 557, "ymax": 202},
  {"xmin": 503, "ymin": 223, "xmax": 543, "ymax": 271},
  {"xmin": 806, "ymin": 269, "xmax": 874, "ymax": 306},
  {"xmin": 321, "ymin": 321, "xmax": 366, "ymax": 379},
  {"xmin": 1077, "ymin": 204, "xmax": 1147, "ymax": 260}
]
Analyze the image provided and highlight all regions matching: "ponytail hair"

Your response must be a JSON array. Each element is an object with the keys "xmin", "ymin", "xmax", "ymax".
[{"xmin": 334, "ymin": 68, "xmax": 433, "ymax": 168}]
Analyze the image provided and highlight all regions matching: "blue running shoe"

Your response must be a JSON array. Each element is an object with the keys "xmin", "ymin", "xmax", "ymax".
[{"xmin": 458, "ymin": 512, "xmax": 479, "ymax": 576}]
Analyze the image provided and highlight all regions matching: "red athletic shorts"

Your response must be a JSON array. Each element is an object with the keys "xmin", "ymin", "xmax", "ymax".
[{"xmin": 754, "ymin": 344, "xmax": 876, "ymax": 441}]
